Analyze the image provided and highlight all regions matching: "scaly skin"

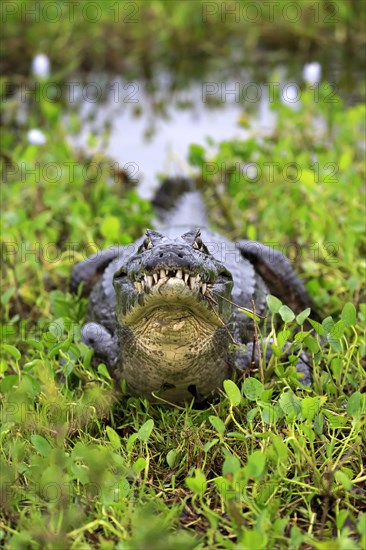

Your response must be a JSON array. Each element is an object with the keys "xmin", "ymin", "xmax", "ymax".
[{"xmin": 72, "ymin": 224, "xmax": 316, "ymax": 403}]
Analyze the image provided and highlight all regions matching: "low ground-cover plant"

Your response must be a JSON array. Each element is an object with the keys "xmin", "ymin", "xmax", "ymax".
[{"xmin": 1, "ymin": 82, "xmax": 365, "ymax": 547}]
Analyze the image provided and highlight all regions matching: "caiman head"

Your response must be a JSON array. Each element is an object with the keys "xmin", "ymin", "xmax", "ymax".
[{"xmin": 112, "ymin": 228, "xmax": 234, "ymax": 402}]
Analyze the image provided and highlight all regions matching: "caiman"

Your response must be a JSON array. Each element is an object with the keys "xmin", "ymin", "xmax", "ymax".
[{"xmin": 71, "ymin": 188, "xmax": 317, "ymax": 403}]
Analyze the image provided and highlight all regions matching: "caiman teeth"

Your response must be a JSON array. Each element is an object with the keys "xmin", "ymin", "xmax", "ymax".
[
  {"xmin": 135, "ymin": 269, "xmax": 212, "ymax": 295},
  {"xmin": 134, "ymin": 282, "xmax": 143, "ymax": 293}
]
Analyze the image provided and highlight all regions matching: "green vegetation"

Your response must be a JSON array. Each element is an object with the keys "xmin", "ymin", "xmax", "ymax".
[
  {"xmin": 2, "ymin": 0, "xmax": 365, "ymax": 78},
  {"xmin": 1, "ymin": 2, "xmax": 366, "ymax": 548},
  {"xmin": 2, "ymin": 78, "xmax": 365, "ymax": 547},
  {"xmin": 190, "ymin": 83, "xmax": 365, "ymax": 316}
]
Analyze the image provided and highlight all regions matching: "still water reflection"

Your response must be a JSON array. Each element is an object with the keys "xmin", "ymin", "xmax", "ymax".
[{"xmin": 65, "ymin": 59, "xmax": 363, "ymax": 198}]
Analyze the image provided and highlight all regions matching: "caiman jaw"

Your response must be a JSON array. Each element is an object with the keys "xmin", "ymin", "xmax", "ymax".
[{"xmin": 133, "ymin": 268, "xmax": 209, "ymax": 296}]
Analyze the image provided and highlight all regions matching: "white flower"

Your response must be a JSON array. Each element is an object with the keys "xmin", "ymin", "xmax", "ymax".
[
  {"xmin": 27, "ymin": 129, "xmax": 46, "ymax": 145},
  {"xmin": 303, "ymin": 62, "xmax": 321, "ymax": 85},
  {"xmin": 31, "ymin": 54, "xmax": 50, "ymax": 79},
  {"xmin": 244, "ymin": 163, "xmax": 259, "ymax": 180},
  {"xmin": 281, "ymin": 83, "xmax": 301, "ymax": 110}
]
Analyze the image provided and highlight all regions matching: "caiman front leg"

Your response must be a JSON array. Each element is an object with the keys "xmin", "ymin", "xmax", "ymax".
[
  {"xmin": 81, "ymin": 322, "xmax": 119, "ymax": 373},
  {"xmin": 70, "ymin": 246, "xmax": 123, "ymax": 295}
]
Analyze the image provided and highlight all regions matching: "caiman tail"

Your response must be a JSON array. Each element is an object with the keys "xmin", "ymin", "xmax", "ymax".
[{"xmin": 152, "ymin": 177, "xmax": 208, "ymax": 229}]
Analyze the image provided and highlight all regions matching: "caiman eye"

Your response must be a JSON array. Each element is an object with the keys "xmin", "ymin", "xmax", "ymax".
[
  {"xmin": 139, "ymin": 233, "xmax": 153, "ymax": 252},
  {"xmin": 193, "ymin": 236, "xmax": 203, "ymax": 250},
  {"xmin": 192, "ymin": 231, "xmax": 208, "ymax": 253}
]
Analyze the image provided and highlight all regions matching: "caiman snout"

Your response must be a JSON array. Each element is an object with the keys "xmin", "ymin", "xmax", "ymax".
[{"xmin": 142, "ymin": 244, "xmax": 199, "ymax": 273}]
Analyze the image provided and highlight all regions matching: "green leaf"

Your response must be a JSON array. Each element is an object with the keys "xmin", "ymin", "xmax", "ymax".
[
  {"xmin": 243, "ymin": 377, "xmax": 264, "ymax": 401},
  {"xmin": 1, "ymin": 287, "xmax": 15, "ymax": 305},
  {"xmin": 246, "ymin": 451, "xmax": 266, "ymax": 479},
  {"xmin": 133, "ymin": 457, "xmax": 146, "ymax": 474},
  {"xmin": 260, "ymin": 388, "xmax": 273, "ymax": 403},
  {"xmin": 25, "ymin": 339, "xmax": 44, "ymax": 352},
  {"xmin": 208, "ymin": 415, "xmax": 226, "ymax": 434},
  {"xmin": 223, "ymin": 379, "xmax": 242, "ymax": 406},
  {"xmin": 223, "ymin": 454, "xmax": 241, "ymax": 476},
  {"xmin": 279, "ymin": 391, "xmax": 302, "ymax": 419},
  {"xmin": 259, "ymin": 402, "xmax": 280, "ymax": 424},
  {"xmin": 273, "ymin": 517, "xmax": 288, "ymax": 535},
  {"xmin": 126, "ymin": 433, "xmax": 139, "ymax": 452},
  {"xmin": 296, "ymin": 308, "xmax": 311, "ymax": 325},
  {"xmin": 71, "ymin": 463, "xmax": 89, "ymax": 485},
  {"xmin": 227, "ymin": 432, "xmax": 247, "ymax": 441},
  {"xmin": 335, "ymin": 470, "xmax": 353, "ymax": 490},
  {"xmin": 240, "ymin": 529, "xmax": 268, "ymax": 549},
  {"xmin": 277, "ymin": 328, "xmax": 290, "ymax": 349},
  {"xmin": 188, "ymin": 143, "xmax": 206, "ymax": 167},
  {"xmin": 290, "ymin": 526, "xmax": 304, "ymax": 547},
  {"xmin": 304, "ymin": 334, "xmax": 321, "ymax": 354},
  {"xmin": 100, "ymin": 216, "xmax": 121, "ymax": 240},
  {"xmin": 238, "ymin": 307, "xmax": 262, "ymax": 321},
  {"xmin": 266, "ymin": 295, "xmax": 282, "ymax": 313},
  {"xmin": 185, "ymin": 469, "xmax": 207, "ymax": 495},
  {"xmin": 357, "ymin": 513, "xmax": 366, "ymax": 536},
  {"xmin": 294, "ymin": 331, "xmax": 310, "ymax": 343},
  {"xmin": 327, "ymin": 338, "xmax": 342, "ymax": 353},
  {"xmin": 341, "ymin": 302, "xmax": 357, "ymax": 327},
  {"xmin": 137, "ymin": 419, "xmax": 154, "ymax": 443},
  {"xmin": 97, "ymin": 363, "xmax": 111, "ymax": 379},
  {"xmin": 308, "ymin": 319, "xmax": 325, "ymax": 335},
  {"xmin": 301, "ymin": 397, "xmax": 320, "ymax": 421},
  {"xmin": 336, "ymin": 509, "xmax": 349, "ymax": 530},
  {"xmin": 330, "ymin": 319, "xmax": 346, "ymax": 340},
  {"xmin": 324, "ymin": 411, "xmax": 348, "ymax": 428},
  {"xmin": 346, "ymin": 392, "xmax": 362, "ymax": 417},
  {"xmin": 246, "ymin": 407, "xmax": 259, "ymax": 422},
  {"xmin": 166, "ymin": 449, "xmax": 178, "ymax": 468},
  {"xmin": 2, "ymin": 344, "xmax": 21, "ymax": 361},
  {"xmin": 270, "ymin": 434, "xmax": 288, "ymax": 461},
  {"xmin": 106, "ymin": 426, "xmax": 121, "ymax": 449},
  {"xmin": 31, "ymin": 435, "xmax": 52, "ymax": 457},
  {"xmin": 203, "ymin": 439, "xmax": 219, "ymax": 453},
  {"xmin": 279, "ymin": 305, "xmax": 295, "ymax": 323},
  {"xmin": 331, "ymin": 357, "xmax": 343, "ymax": 377},
  {"xmin": 322, "ymin": 316, "xmax": 334, "ymax": 334},
  {"xmin": 49, "ymin": 318, "xmax": 65, "ymax": 337},
  {"xmin": 314, "ymin": 413, "xmax": 324, "ymax": 436}
]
